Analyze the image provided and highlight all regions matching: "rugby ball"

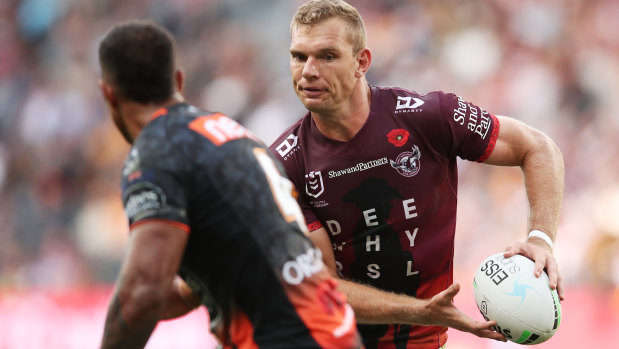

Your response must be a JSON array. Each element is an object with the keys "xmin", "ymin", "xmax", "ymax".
[{"xmin": 473, "ymin": 253, "xmax": 561, "ymax": 345}]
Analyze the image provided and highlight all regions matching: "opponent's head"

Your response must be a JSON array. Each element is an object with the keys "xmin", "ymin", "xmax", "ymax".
[
  {"xmin": 289, "ymin": 0, "xmax": 371, "ymax": 115},
  {"xmin": 98, "ymin": 20, "xmax": 182, "ymax": 142}
]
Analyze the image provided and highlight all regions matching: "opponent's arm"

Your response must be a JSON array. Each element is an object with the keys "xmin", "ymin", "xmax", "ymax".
[
  {"xmin": 484, "ymin": 116, "xmax": 565, "ymax": 300},
  {"xmin": 308, "ymin": 227, "xmax": 506, "ymax": 342},
  {"xmin": 101, "ymin": 221, "xmax": 189, "ymax": 349}
]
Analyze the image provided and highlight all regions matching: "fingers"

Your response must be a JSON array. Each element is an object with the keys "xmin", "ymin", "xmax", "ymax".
[
  {"xmin": 444, "ymin": 282, "xmax": 461, "ymax": 299},
  {"xmin": 479, "ymin": 323, "xmax": 507, "ymax": 342},
  {"xmin": 433, "ymin": 285, "xmax": 506, "ymax": 342},
  {"xmin": 431, "ymin": 282, "xmax": 460, "ymax": 308},
  {"xmin": 478, "ymin": 328, "xmax": 507, "ymax": 342},
  {"xmin": 556, "ymin": 273, "xmax": 565, "ymax": 301},
  {"xmin": 505, "ymin": 241, "xmax": 566, "ymax": 301},
  {"xmin": 544, "ymin": 254, "xmax": 559, "ymax": 288},
  {"xmin": 461, "ymin": 316, "xmax": 507, "ymax": 342},
  {"xmin": 503, "ymin": 245, "xmax": 517, "ymax": 258},
  {"xmin": 533, "ymin": 253, "xmax": 546, "ymax": 278}
]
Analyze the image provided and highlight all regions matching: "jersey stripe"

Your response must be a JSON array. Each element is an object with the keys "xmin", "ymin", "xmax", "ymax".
[
  {"xmin": 129, "ymin": 218, "xmax": 190, "ymax": 233},
  {"xmin": 151, "ymin": 107, "xmax": 168, "ymax": 120},
  {"xmin": 476, "ymin": 114, "xmax": 500, "ymax": 163}
]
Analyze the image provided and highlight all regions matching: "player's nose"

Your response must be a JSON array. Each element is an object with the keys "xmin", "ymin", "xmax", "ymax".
[{"xmin": 301, "ymin": 57, "xmax": 319, "ymax": 79}]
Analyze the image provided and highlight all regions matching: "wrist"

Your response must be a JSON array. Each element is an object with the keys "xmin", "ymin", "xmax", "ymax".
[{"xmin": 528, "ymin": 230, "xmax": 554, "ymax": 249}]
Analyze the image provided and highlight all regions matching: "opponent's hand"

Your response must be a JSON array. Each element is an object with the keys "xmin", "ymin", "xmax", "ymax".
[
  {"xmin": 423, "ymin": 282, "xmax": 506, "ymax": 342},
  {"xmin": 173, "ymin": 275, "xmax": 201, "ymax": 308},
  {"xmin": 503, "ymin": 240, "xmax": 564, "ymax": 301}
]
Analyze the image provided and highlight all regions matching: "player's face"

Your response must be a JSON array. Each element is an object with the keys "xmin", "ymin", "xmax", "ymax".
[{"xmin": 290, "ymin": 18, "xmax": 360, "ymax": 116}]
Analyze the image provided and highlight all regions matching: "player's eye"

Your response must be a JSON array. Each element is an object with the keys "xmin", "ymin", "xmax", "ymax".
[
  {"xmin": 291, "ymin": 53, "xmax": 307, "ymax": 62},
  {"xmin": 324, "ymin": 53, "xmax": 336, "ymax": 61}
]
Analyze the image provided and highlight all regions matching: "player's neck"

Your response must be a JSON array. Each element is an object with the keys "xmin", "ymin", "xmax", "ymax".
[
  {"xmin": 312, "ymin": 81, "xmax": 371, "ymax": 142},
  {"xmin": 121, "ymin": 93, "xmax": 186, "ymax": 141}
]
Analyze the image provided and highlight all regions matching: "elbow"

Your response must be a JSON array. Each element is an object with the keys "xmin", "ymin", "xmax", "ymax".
[
  {"xmin": 541, "ymin": 133, "xmax": 564, "ymax": 174},
  {"xmin": 118, "ymin": 283, "xmax": 167, "ymax": 325},
  {"xmin": 527, "ymin": 131, "xmax": 565, "ymax": 184}
]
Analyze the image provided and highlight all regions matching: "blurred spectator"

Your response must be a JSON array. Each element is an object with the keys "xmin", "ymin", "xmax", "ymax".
[{"xmin": 0, "ymin": 0, "xmax": 617, "ymax": 294}]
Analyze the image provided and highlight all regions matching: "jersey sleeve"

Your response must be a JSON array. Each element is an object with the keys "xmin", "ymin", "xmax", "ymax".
[
  {"xmin": 435, "ymin": 91, "xmax": 500, "ymax": 162},
  {"xmin": 121, "ymin": 144, "xmax": 190, "ymax": 232}
]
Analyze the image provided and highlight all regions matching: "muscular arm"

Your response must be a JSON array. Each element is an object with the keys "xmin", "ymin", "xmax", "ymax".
[
  {"xmin": 484, "ymin": 116, "xmax": 565, "ymax": 299},
  {"xmin": 100, "ymin": 222, "xmax": 193, "ymax": 349},
  {"xmin": 308, "ymin": 227, "xmax": 506, "ymax": 341}
]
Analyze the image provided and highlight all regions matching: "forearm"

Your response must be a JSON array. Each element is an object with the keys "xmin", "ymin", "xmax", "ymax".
[
  {"xmin": 337, "ymin": 279, "xmax": 427, "ymax": 324},
  {"xmin": 522, "ymin": 135, "xmax": 564, "ymax": 240},
  {"xmin": 101, "ymin": 285, "xmax": 161, "ymax": 349}
]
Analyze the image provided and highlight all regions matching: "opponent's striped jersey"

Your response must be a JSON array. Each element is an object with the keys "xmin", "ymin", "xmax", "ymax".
[
  {"xmin": 120, "ymin": 103, "xmax": 361, "ymax": 349},
  {"xmin": 269, "ymin": 86, "xmax": 499, "ymax": 349}
]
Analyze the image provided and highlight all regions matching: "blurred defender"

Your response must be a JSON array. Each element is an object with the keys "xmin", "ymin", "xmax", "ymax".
[{"xmin": 98, "ymin": 20, "xmax": 362, "ymax": 349}]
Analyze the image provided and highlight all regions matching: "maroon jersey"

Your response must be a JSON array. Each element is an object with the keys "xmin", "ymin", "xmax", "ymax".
[{"xmin": 269, "ymin": 86, "xmax": 499, "ymax": 349}]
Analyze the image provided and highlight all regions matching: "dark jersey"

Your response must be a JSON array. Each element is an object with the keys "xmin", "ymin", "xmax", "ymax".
[
  {"xmin": 269, "ymin": 86, "xmax": 499, "ymax": 349},
  {"xmin": 120, "ymin": 103, "xmax": 361, "ymax": 349}
]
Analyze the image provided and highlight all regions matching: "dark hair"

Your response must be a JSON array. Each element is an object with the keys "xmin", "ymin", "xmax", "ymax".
[{"xmin": 98, "ymin": 20, "xmax": 176, "ymax": 104}]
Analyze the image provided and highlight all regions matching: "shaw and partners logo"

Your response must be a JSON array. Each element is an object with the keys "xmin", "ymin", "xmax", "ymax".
[
  {"xmin": 305, "ymin": 171, "xmax": 324, "ymax": 198},
  {"xmin": 327, "ymin": 157, "xmax": 388, "ymax": 179},
  {"xmin": 390, "ymin": 145, "xmax": 421, "ymax": 177}
]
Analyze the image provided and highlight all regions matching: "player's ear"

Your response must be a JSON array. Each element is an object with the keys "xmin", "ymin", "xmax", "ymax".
[
  {"xmin": 175, "ymin": 69, "xmax": 185, "ymax": 93},
  {"xmin": 99, "ymin": 79, "xmax": 118, "ymax": 110},
  {"xmin": 355, "ymin": 48, "xmax": 371, "ymax": 78}
]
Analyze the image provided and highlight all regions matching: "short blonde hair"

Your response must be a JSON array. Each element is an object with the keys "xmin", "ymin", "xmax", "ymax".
[{"xmin": 291, "ymin": 0, "xmax": 367, "ymax": 54}]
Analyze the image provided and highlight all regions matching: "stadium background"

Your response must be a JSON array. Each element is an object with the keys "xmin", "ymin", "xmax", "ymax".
[{"xmin": 1, "ymin": 0, "xmax": 618, "ymax": 348}]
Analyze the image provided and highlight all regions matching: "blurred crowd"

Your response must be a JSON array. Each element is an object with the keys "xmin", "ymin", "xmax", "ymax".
[{"xmin": 1, "ymin": 0, "xmax": 618, "ymax": 294}]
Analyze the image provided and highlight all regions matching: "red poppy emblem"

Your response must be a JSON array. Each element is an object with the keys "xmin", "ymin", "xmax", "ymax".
[{"xmin": 387, "ymin": 129, "xmax": 409, "ymax": 147}]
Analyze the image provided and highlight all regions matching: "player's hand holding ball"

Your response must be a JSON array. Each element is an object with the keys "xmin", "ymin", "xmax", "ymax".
[{"xmin": 473, "ymin": 253, "xmax": 562, "ymax": 345}]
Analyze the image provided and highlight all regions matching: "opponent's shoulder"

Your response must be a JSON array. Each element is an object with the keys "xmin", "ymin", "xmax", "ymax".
[{"xmin": 129, "ymin": 104, "xmax": 213, "ymax": 172}]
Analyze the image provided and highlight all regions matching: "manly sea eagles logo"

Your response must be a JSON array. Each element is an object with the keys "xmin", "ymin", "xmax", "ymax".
[
  {"xmin": 305, "ymin": 171, "xmax": 324, "ymax": 198},
  {"xmin": 390, "ymin": 145, "xmax": 421, "ymax": 177}
]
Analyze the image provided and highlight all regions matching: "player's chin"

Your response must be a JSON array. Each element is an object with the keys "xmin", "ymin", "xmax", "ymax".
[{"xmin": 302, "ymin": 99, "xmax": 329, "ymax": 114}]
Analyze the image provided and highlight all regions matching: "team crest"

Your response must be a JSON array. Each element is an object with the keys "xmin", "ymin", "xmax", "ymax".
[
  {"xmin": 390, "ymin": 145, "xmax": 421, "ymax": 177},
  {"xmin": 305, "ymin": 171, "xmax": 324, "ymax": 198}
]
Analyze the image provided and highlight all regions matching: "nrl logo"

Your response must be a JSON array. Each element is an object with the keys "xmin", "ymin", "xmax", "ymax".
[
  {"xmin": 390, "ymin": 145, "xmax": 421, "ymax": 177},
  {"xmin": 305, "ymin": 171, "xmax": 324, "ymax": 198}
]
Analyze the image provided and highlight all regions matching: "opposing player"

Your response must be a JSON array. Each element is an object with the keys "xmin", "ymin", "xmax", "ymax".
[
  {"xmin": 97, "ymin": 20, "xmax": 362, "ymax": 349},
  {"xmin": 269, "ymin": 1, "xmax": 565, "ymax": 348}
]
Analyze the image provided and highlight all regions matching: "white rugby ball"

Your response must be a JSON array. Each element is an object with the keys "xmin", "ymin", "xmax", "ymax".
[{"xmin": 473, "ymin": 253, "xmax": 561, "ymax": 345}]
